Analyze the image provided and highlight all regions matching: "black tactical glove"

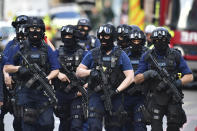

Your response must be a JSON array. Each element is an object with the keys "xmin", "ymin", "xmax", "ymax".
[
  {"xmin": 109, "ymin": 89, "xmax": 119, "ymax": 98},
  {"xmin": 90, "ymin": 68, "xmax": 100, "ymax": 80},
  {"xmin": 156, "ymin": 81, "xmax": 168, "ymax": 92},
  {"xmin": 18, "ymin": 66, "xmax": 30, "ymax": 78},
  {"xmin": 143, "ymin": 70, "xmax": 158, "ymax": 80}
]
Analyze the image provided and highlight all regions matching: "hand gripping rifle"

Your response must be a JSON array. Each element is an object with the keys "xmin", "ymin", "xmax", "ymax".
[
  {"xmin": 17, "ymin": 51, "xmax": 58, "ymax": 106},
  {"xmin": 60, "ymin": 62, "xmax": 88, "ymax": 119},
  {"xmin": 148, "ymin": 53, "xmax": 183, "ymax": 103}
]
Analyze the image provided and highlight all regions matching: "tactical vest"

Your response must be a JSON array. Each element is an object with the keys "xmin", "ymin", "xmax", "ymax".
[
  {"xmin": 127, "ymin": 47, "xmax": 148, "ymax": 71},
  {"xmin": 20, "ymin": 40, "xmax": 49, "ymax": 73},
  {"xmin": 77, "ymin": 35, "xmax": 97, "ymax": 50},
  {"xmin": 145, "ymin": 48, "xmax": 180, "ymax": 76},
  {"xmin": 58, "ymin": 45, "xmax": 84, "ymax": 72},
  {"xmin": 92, "ymin": 47, "xmax": 125, "ymax": 88},
  {"xmin": 144, "ymin": 48, "xmax": 181, "ymax": 105}
]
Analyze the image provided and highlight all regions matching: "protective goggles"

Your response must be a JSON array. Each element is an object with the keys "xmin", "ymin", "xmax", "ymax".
[
  {"xmin": 16, "ymin": 16, "xmax": 28, "ymax": 23},
  {"xmin": 61, "ymin": 26, "xmax": 74, "ymax": 34},
  {"xmin": 130, "ymin": 32, "xmax": 143, "ymax": 39},
  {"xmin": 98, "ymin": 26, "xmax": 112, "ymax": 34},
  {"xmin": 117, "ymin": 27, "xmax": 129, "ymax": 34},
  {"xmin": 152, "ymin": 30, "xmax": 167, "ymax": 38}
]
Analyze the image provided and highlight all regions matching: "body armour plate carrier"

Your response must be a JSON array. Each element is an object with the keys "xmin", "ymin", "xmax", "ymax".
[
  {"xmin": 92, "ymin": 47, "xmax": 125, "ymax": 88},
  {"xmin": 58, "ymin": 45, "xmax": 84, "ymax": 72},
  {"xmin": 20, "ymin": 40, "xmax": 49, "ymax": 73},
  {"xmin": 145, "ymin": 48, "xmax": 181, "ymax": 76}
]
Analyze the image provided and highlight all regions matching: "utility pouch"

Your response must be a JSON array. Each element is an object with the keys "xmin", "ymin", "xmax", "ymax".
[
  {"xmin": 23, "ymin": 108, "xmax": 39, "ymax": 125},
  {"xmin": 139, "ymin": 105, "xmax": 152, "ymax": 125}
]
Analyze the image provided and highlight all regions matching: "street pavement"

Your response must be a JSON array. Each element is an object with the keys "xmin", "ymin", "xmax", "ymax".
[{"xmin": 4, "ymin": 89, "xmax": 197, "ymax": 131}]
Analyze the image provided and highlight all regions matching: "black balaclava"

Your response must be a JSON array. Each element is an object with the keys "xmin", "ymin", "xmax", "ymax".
[
  {"xmin": 79, "ymin": 27, "xmax": 89, "ymax": 38},
  {"xmin": 100, "ymin": 35, "xmax": 114, "ymax": 53},
  {"xmin": 131, "ymin": 43, "xmax": 143, "ymax": 55},
  {"xmin": 27, "ymin": 17, "xmax": 45, "ymax": 47},
  {"xmin": 28, "ymin": 28, "xmax": 43, "ymax": 46},
  {"xmin": 62, "ymin": 35, "xmax": 76, "ymax": 49},
  {"xmin": 154, "ymin": 39, "xmax": 169, "ymax": 55},
  {"xmin": 117, "ymin": 36, "xmax": 128, "ymax": 49}
]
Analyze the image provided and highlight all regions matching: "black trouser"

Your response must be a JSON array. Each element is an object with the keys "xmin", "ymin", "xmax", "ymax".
[{"xmin": 148, "ymin": 98, "xmax": 186, "ymax": 131}]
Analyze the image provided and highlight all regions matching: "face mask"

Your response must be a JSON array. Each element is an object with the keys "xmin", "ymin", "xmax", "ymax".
[
  {"xmin": 117, "ymin": 38, "xmax": 128, "ymax": 49},
  {"xmin": 154, "ymin": 40, "xmax": 169, "ymax": 54},
  {"xmin": 28, "ymin": 30, "xmax": 43, "ymax": 45},
  {"xmin": 131, "ymin": 43, "xmax": 142, "ymax": 55},
  {"xmin": 62, "ymin": 38, "xmax": 76, "ymax": 48},
  {"xmin": 16, "ymin": 33, "xmax": 26, "ymax": 42},
  {"xmin": 80, "ymin": 28, "xmax": 89, "ymax": 37},
  {"xmin": 100, "ymin": 37, "xmax": 114, "ymax": 53}
]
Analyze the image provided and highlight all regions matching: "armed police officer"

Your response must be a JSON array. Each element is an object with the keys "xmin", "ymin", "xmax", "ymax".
[
  {"xmin": 76, "ymin": 24, "xmax": 134, "ymax": 131},
  {"xmin": 4, "ymin": 17, "xmax": 60, "ymax": 131},
  {"xmin": 123, "ymin": 25, "xmax": 148, "ymax": 131},
  {"xmin": 1, "ymin": 15, "xmax": 29, "ymax": 131},
  {"xmin": 54, "ymin": 25, "xmax": 88, "ymax": 131},
  {"xmin": 135, "ymin": 27, "xmax": 193, "ymax": 131},
  {"xmin": 75, "ymin": 18, "xmax": 100, "ymax": 51},
  {"xmin": 116, "ymin": 24, "xmax": 132, "ymax": 52}
]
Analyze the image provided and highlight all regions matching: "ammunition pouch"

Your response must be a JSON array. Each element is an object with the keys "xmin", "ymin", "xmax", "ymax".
[
  {"xmin": 23, "ymin": 108, "xmax": 39, "ymax": 125},
  {"xmin": 167, "ymin": 104, "xmax": 187, "ymax": 127},
  {"xmin": 139, "ymin": 105, "xmax": 152, "ymax": 125},
  {"xmin": 105, "ymin": 106, "xmax": 128, "ymax": 127}
]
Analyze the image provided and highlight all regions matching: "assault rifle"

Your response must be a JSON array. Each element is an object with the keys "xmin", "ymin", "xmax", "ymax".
[
  {"xmin": 60, "ymin": 62, "xmax": 88, "ymax": 119},
  {"xmin": 99, "ymin": 67, "xmax": 113, "ymax": 115},
  {"xmin": 17, "ymin": 51, "xmax": 57, "ymax": 106},
  {"xmin": 148, "ymin": 52, "xmax": 183, "ymax": 103}
]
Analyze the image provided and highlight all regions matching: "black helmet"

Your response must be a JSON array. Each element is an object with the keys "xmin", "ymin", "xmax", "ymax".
[
  {"xmin": 130, "ymin": 25, "xmax": 141, "ymax": 31},
  {"xmin": 61, "ymin": 25, "xmax": 76, "ymax": 47},
  {"xmin": 61, "ymin": 25, "xmax": 75, "ymax": 40},
  {"xmin": 27, "ymin": 17, "xmax": 45, "ymax": 45},
  {"xmin": 27, "ymin": 17, "xmax": 45, "ymax": 32},
  {"xmin": 116, "ymin": 24, "xmax": 132, "ymax": 48},
  {"xmin": 117, "ymin": 24, "xmax": 131, "ymax": 36},
  {"xmin": 128, "ymin": 25, "xmax": 145, "ymax": 54},
  {"xmin": 129, "ymin": 29, "xmax": 146, "ymax": 46},
  {"xmin": 77, "ymin": 18, "xmax": 91, "ymax": 30},
  {"xmin": 97, "ymin": 24, "xmax": 116, "ymax": 53},
  {"xmin": 12, "ymin": 15, "xmax": 29, "ymax": 28},
  {"xmin": 151, "ymin": 27, "xmax": 171, "ymax": 54},
  {"xmin": 97, "ymin": 23, "xmax": 116, "ymax": 41},
  {"xmin": 151, "ymin": 27, "xmax": 171, "ymax": 43}
]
